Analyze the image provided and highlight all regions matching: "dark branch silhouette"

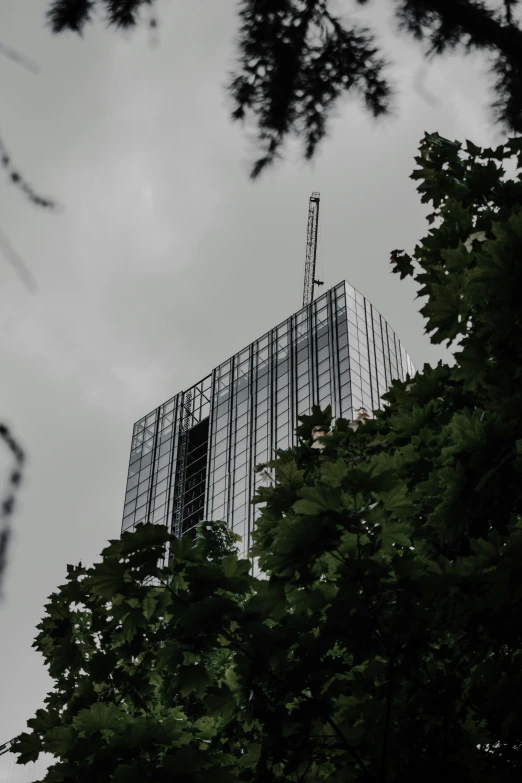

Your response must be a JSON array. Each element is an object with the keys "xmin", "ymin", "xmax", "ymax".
[
  {"xmin": 45, "ymin": 0, "xmax": 522, "ymax": 177},
  {"xmin": 0, "ymin": 424, "xmax": 25, "ymax": 595}
]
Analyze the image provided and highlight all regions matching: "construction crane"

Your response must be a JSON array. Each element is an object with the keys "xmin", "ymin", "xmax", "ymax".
[
  {"xmin": 0, "ymin": 738, "xmax": 15, "ymax": 757},
  {"xmin": 302, "ymin": 191, "xmax": 323, "ymax": 308}
]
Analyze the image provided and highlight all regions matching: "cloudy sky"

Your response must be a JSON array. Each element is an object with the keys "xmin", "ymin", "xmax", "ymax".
[{"xmin": 0, "ymin": 0, "xmax": 510, "ymax": 778}]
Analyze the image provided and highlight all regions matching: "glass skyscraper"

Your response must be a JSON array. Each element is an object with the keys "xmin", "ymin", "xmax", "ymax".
[{"xmin": 120, "ymin": 281, "xmax": 414, "ymax": 560}]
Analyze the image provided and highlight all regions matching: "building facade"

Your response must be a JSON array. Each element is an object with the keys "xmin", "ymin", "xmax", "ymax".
[{"xmin": 120, "ymin": 281, "xmax": 415, "ymax": 560}]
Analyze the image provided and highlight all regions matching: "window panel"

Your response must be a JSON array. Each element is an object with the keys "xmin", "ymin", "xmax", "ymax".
[
  {"xmin": 316, "ymin": 333, "xmax": 329, "ymax": 350},
  {"xmin": 339, "ymin": 369, "xmax": 350, "ymax": 386},
  {"xmin": 339, "ymin": 357, "xmax": 349, "ymax": 374},
  {"xmin": 213, "ymin": 476, "xmax": 226, "ymax": 494},
  {"xmin": 236, "ymin": 424, "xmax": 248, "ymax": 442},
  {"xmin": 138, "ymin": 478, "xmax": 149, "ymax": 495},
  {"xmin": 277, "ymin": 386, "xmax": 289, "ymax": 405},
  {"xmin": 317, "ymin": 358, "xmax": 330, "ymax": 376},
  {"xmin": 126, "ymin": 473, "xmax": 140, "ymax": 491},
  {"xmin": 337, "ymin": 330, "xmax": 348, "ymax": 351},
  {"xmin": 124, "ymin": 500, "xmax": 136, "ymax": 516},
  {"xmin": 156, "ymin": 465, "xmax": 169, "ymax": 484},
  {"xmin": 136, "ymin": 491, "xmax": 148, "ymax": 509},
  {"xmin": 256, "ymin": 411, "xmax": 268, "ymax": 428},
  {"xmin": 235, "ymin": 437, "xmax": 248, "ymax": 457},
  {"xmin": 157, "ymin": 453, "xmax": 169, "ymax": 471},
  {"xmin": 256, "ymin": 436, "xmax": 268, "ymax": 454},
  {"xmin": 140, "ymin": 455, "xmax": 153, "ymax": 474},
  {"xmin": 213, "ymin": 490, "xmax": 226, "ymax": 509},
  {"xmin": 125, "ymin": 485, "xmax": 138, "ymax": 502},
  {"xmin": 154, "ymin": 489, "xmax": 167, "ymax": 508},
  {"xmin": 234, "ymin": 462, "xmax": 248, "ymax": 479},
  {"xmin": 232, "ymin": 505, "xmax": 246, "ymax": 525},
  {"xmin": 297, "ymin": 353, "xmax": 309, "ymax": 371},
  {"xmin": 276, "ymin": 412, "xmax": 288, "ymax": 430},
  {"xmin": 160, "ymin": 426, "xmax": 173, "ymax": 443},
  {"xmin": 319, "ymin": 377, "xmax": 330, "ymax": 393},
  {"xmin": 276, "ymin": 426, "xmax": 290, "ymax": 444},
  {"xmin": 233, "ymin": 477, "xmax": 247, "ymax": 495},
  {"xmin": 152, "ymin": 505, "xmax": 165, "ymax": 523},
  {"xmin": 214, "ymin": 464, "xmax": 226, "ymax": 482},
  {"xmin": 215, "ymin": 439, "xmax": 228, "ymax": 460},
  {"xmin": 135, "ymin": 507, "xmax": 147, "ymax": 524},
  {"xmin": 214, "ymin": 451, "xmax": 226, "ymax": 470},
  {"xmin": 236, "ymin": 399, "xmax": 249, "ymax": 416},
  {"xmin": 256, "ymin": 426, "xmax": 269, "ymax": 443},
  {"xmin": 297, "ymin": 374, "xmax": 309, "ymax": 391},
  {"xmin": 256, "ymin": 397, "xmax": 268, "ymax": 415},
  {"xmin": 155, "ymin": 477, "xmax": 168, "ymax": 495},
  {"xmin": 236, "ymin": 412, "xmax": 248, "ymax": 429},
  {"xmin": 157, "ymin": 439, "xmax": 169, "ymax": 457},
  {"xmin": 232, "ymin": 518, "xmax": 247, "ymax": 541}
]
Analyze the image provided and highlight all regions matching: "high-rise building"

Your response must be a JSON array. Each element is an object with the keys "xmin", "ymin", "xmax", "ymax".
[{"xmin": 120, "ymin": 281, "xmax": 414, "ymax": 564}]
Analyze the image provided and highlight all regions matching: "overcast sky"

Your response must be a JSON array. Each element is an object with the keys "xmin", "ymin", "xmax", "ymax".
[{"xmin": 0, "ymin": 0, "xmax": 510, "ymax": 778}]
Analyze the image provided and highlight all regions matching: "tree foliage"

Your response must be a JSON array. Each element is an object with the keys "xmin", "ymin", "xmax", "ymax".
[
  {"xmin": 46, "ymin": 0, "xmax": 522, "ymax": 176},
  {"xmin": 11, "ymin": 131, "xmax": 522, "ymax": 780}
]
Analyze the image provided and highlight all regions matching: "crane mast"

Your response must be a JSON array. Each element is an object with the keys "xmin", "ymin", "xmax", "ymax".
[{"xmin": 302, "ymin": 191, "xmax": 322, "ymax": 307}]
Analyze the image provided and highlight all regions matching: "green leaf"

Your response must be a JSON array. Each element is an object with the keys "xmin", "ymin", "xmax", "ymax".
[
  {"xmin": 44, "ymin": 726, "xmax": 77, "ymax": 756},
  {"xmin": 141, "ymin": 595, "xmax": 157, "ymax": 620},
  {"xmin": 11, "ymin": 732, "xmax": 42, "ymax": 764},
  {"xmin": 73, "ymin": 703, "xmax": 126, "ymax": 736},
  {"xmin": 178, "ymin": 665, "xmax": 212, "ymax": 697},
  {"xmin": 465, "ymin": 139, "xmax": 482, "ymax": 156},
  {"xmin": 86, "ymin": 561, "xmax": 125, "ymax": 600},
  {"xmin": 26, "ymin": 708, "xmax": 59, "ymax": 734},
  {"xmin": 320, "ymin": 458, "xmax": 349, "ymax": 488}
]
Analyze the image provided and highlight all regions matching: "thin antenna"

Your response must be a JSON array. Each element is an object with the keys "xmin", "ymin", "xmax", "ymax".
[{"xmin": 302, "ymin": 192, "xmax": 322, "ymax": 307}]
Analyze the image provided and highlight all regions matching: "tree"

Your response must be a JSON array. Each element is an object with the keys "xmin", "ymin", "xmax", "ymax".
[
  {"xmin": 10, "ymin": 130, "xmax": 522, "ymax": 780},
  {"xmin": 46, "ymin": 0, "xmax": 522, "ymax": 176}
]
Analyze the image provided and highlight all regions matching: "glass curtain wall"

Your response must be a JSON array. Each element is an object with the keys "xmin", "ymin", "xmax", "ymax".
[{"xmin": 120, "ymin": 281, "xmax": 415, "ymax": 564}]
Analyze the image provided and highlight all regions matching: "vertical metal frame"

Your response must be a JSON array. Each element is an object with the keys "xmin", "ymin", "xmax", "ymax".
[
  {"xmin": 246, "ymin": 342, "xmax": 256, "ymax": 553},
  {"xmin": 204, "ymin": 369, "xmax": 218, "ymax": 519},
  {"xmin": 166, "ymin": 393, "xmax": 181, "ymax": 535},
  {"xmin": 225, "ymin": 357, "xmax": 236, "ymax": 524},
  {"xmin": 289, "ymin": 313, "xmax": 297, "ymax": 446},
  {"xmin": 326, "ymin": 287, "xmax": 338, "ymax": 418},
  {"xmin": 145, "ymin": 407, "xmax": 161, "ymax": 523}
]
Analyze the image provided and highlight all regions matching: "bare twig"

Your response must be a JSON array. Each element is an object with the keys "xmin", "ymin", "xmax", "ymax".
[
  {"xmin": 0, "ymin": 39, "xmax": 40, "ymax": 74},
  {"xmin": 0, "ymin": 423, "xmax": 25, "ymax": 595},
  {"xmin": 0, "ymin": 228, "xmax": 38, "ymax": 293}
]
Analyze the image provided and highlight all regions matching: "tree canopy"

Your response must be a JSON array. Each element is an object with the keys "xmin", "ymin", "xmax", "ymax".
[
  {"xmin": 10, "ymin": 130, "xmax": 522, "ymax": 780},
  {"xmin": 46, "ymin": 0, "xmax": 522, "ymax": 176}
]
